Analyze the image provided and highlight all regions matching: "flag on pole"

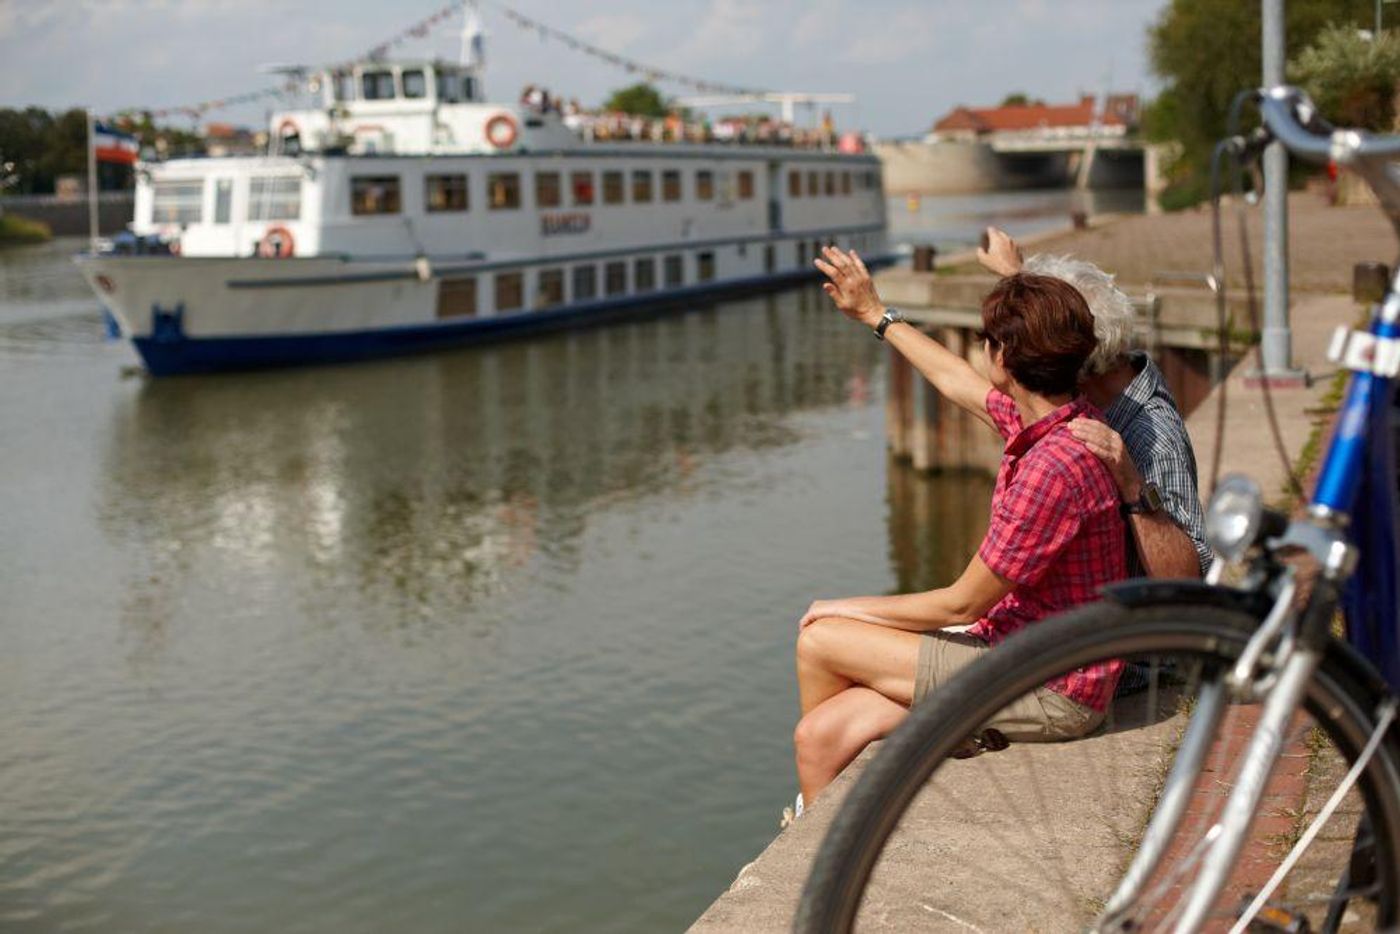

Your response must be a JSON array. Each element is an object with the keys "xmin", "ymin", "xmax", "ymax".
[{"xmin": 92, "ymin": 122, "xmax": 139, "ymax": 165}]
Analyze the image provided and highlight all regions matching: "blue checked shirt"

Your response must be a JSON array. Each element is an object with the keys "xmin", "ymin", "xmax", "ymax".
[{"xmin": 1101, "ymin": 352, "xmax": 1211, "ymax": 579}]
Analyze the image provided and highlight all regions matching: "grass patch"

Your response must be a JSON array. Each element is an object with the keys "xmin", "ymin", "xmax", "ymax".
[{"xmin": 0, "ymin": 212, "xmax": 52, "ymax": 246}]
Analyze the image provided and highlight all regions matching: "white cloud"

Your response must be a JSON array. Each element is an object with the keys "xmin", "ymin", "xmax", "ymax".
[{"xmin": 573, "ymin": 12, "xmax": 648, "ymax": 52}]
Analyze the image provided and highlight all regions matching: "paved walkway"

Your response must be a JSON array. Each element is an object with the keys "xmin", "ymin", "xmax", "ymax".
[{"xmin": 690, "ymin": 196, "xmax": 1390, "ymax": 930}]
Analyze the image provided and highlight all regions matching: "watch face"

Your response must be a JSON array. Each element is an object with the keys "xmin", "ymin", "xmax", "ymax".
[{"xmin": 1143, "ymin": 483, "xmax": 1164, "ymax": 511}]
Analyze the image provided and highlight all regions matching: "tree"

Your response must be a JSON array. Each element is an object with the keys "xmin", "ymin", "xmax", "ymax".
[
  {"xmin": 1146, "ymin": 0, "xmax": 1373, "ymax": 207},
  {"xmin": 1291, "ymin": 24, "xmax": 1400, "ymax": 130},
  {"xmin": 999, "ymin": 93, "xmax": 1045, "ymax": 107},
  {"xmin": 602, "ymin": 82, "xmax": 670, "ymax": 118}
]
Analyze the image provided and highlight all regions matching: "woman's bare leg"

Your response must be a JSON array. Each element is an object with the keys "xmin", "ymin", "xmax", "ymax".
[
  {"xmin": 796, "ymin": 616, "xmax": 923, "ymax": 715},
  {"xmin": 795, "ymin": 687, "xmax": 909, "ymax": 802}
]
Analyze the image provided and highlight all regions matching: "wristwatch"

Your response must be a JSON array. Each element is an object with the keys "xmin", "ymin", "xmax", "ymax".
[
  {"xmin": 874, "ymin": 307, "xmax": 906, "ymax": 340},
  {"xmin": 1122, "ymin": 481, "xmax": 1165, "ymax": 516}
]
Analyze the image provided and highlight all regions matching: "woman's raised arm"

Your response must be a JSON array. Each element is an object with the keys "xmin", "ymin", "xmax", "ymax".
[{"xmin": 815, "ymin": 247, "xmax": 994, "ymax": 428}]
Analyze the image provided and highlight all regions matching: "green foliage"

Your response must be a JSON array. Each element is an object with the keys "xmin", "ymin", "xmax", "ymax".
[
  {"xmin": 999, "ymin": 93, "xmax": 1045, "ymax": 107},
  {"xmin": 0, "ymin": 213, "xmax": 52, "ymax": 246},
  {"xmin": 602, "ymin": 83, "xmax": 671, "ymax": 118},
  {"xmin": 1146, "ymin": 0, "xmax": 1373, "ymax": 208},
  {"xmin": 0, "ymin": 107, "xmax": 205, "ymax": 195},
  {"xmin": 1291, "ymin": 24, "xmax": 1400, "ymax": 129}
]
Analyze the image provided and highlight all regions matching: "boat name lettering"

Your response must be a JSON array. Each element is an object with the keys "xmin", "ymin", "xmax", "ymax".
[{"xmin": 541, "ymin": 213, "xmax": 591, "ymax": 237}]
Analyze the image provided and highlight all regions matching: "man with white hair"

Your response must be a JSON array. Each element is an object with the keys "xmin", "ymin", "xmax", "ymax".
[{"xmin": 978, "ymin": 228, "xmax": 1208, "ymax": 579}]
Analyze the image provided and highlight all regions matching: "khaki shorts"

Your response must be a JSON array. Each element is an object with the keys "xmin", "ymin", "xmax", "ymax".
[{"xmin": 912, "ymin": 630, "xmax": 1105, "ymax": 741}]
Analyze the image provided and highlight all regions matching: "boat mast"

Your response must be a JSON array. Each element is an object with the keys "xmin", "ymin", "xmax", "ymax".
[{"xmin": 460, "ymin": 3, "xmax": 486, "ymax": 101}]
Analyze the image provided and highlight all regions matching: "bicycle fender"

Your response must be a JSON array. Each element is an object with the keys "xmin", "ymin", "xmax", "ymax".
[{"xmin": 1100, "ymin": 580, "xmax": 1274, "ymax": 619}]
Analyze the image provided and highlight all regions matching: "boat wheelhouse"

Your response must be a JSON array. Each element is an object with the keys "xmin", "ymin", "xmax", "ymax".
[{"xmin": 76, "ymin": 49, "xmax": 890, "ymax": 375}]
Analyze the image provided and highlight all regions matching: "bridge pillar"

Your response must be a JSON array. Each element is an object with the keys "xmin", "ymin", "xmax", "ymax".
[{"xmin": 1075, "ymin": 143, "xmax": 1098, "ymax": 190}]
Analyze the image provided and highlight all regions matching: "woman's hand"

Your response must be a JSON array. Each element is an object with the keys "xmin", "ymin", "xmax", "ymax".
[
  {"xmin": 976, "ymin": 226, "xmax": 1024, "ymax": 278},
  {"xmin": 798, "ymin": 598, "xmax": 872, "ymax": 630},
  {"xmin": 814, "ymin": 247, "xmax": 885, "ymax": 329}
]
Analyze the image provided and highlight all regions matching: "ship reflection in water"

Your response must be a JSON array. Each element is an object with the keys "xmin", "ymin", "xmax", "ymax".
[{"xmin": 1, "ymin": 266, "xmax": 1000, "ymax": 933}]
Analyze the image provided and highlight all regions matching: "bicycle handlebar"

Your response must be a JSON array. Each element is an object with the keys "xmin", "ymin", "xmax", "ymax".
[{"xmin": 1257, "ymin": 86, "xmax": 1400, "ymax": 164}]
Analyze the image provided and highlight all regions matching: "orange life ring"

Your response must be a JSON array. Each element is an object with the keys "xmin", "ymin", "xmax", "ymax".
[
  {"xmin": 485, "ymin": 113, "xmax": 518, "ymax": 149},
  {"xmin": 258, "ymin": 226, "xmax": 295, "ymax": 259}
]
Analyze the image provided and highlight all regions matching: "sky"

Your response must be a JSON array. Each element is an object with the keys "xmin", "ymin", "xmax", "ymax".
[{"xmin": 0, "ymin": 0, "xmax": 1167, "ymax": 138}]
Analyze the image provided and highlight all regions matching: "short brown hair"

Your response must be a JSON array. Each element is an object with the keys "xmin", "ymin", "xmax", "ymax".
[{"xmin": 978, "ymin": 273, "xmax": 1097, "ymax": 396}]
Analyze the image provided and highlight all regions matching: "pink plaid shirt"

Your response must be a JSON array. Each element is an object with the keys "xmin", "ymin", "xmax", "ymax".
[{"xmin": 967, "ymin": 390, "xmax": 1127, "ymax": 711}]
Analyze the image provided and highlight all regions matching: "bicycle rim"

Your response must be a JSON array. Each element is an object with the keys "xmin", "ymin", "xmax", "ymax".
[{"xmin": 795, "ymin": 602, "xmax": 1400, "ymax": 933}]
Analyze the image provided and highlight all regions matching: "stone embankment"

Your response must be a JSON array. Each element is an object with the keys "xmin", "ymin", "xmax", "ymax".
[{"xmin": 690, "ymin": 191, "xmax": 1391, "ymax": 931}]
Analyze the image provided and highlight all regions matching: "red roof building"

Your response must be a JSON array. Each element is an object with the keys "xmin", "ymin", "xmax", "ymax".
[{"xmin": 931, "ymin": 94, "xmax": 1138, "ymax": 140}]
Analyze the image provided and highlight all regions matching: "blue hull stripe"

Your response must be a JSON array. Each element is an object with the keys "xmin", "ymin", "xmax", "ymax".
[{"xmin": 131, "ymin": 260, "xmax": 892, "ymax": 376}]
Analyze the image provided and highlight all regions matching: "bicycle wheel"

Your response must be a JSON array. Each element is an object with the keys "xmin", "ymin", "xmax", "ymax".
[{"xmin": 795, "ymin": 601, "xmax": 1400, "ymax": 933}]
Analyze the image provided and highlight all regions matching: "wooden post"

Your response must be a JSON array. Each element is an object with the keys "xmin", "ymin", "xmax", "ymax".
[
  {"xmin": 909, "ymin": 328, "xmax": 940, "ymax": 471},
  {"xmin": 886, "ymin": 348, "xmax": 912, "ymax": 459}
]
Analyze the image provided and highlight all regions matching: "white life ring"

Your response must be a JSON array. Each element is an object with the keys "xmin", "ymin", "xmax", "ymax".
[
  {"xmin": 485, "ymin": 114, "xmax": 518, "ymax": 149},
  {"xmin": 258, "ymin": 226, "xmax": 295, "ymax": 259}
]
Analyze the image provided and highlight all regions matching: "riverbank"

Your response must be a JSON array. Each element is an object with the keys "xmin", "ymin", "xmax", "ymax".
[
  {"xmin": 690, "ymin": 193, "xmax": 1387, "ymax": 930},
  {"xmin": 0, "ymin": 213, "xmax": 52, "ymax": 246}
]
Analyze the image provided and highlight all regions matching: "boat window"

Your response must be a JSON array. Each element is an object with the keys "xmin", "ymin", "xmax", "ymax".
[
  {"xmin": 425, "ymin": 173, "xmax": 468, "ymax": 212},
  {"xmin": 333, "ymin": 70, "xmax": 354, "ymax": 102},
  {"xmin": 695, "ymin": 170, "xmax": 714, "ymax": 201},
  {"xmin": 462, "ymin": 76, "xmax": 477, "ymax": 102},
  {"xmin": 495, "ymin": 271, "xmax": 524, "ymax": 311},
  {"xmin": 661, "ymin": 170, "xmax": 681, "ymax": 202},
  {"xmin": 788, "ymin": 170, "xmax": 802, "ymax": 198},
  {"xmin": 213, "ymin": 179, "xmax": 233, "ymax": 224},
  {"xmin": 152, "ymin": 180, "xmax": 204, "ymax": 225},
  {"xmin": 573, "ymin": 265, "xmax": 597, "ymax": 300},
  {"xmin": 634, "ymin": 257, "xmax": 656, "ymax": 293},
  {"xmin": 535, "ymin": 171, "xmax": 561, "ymax": 208},
  {"xmin": 350, "ymin": 176, "xmax": 400, "ymax": 215},
  {"xmin": 438, "ymin": 277, "xmax": 478, "ymax": 318},
  {"xmin": 605, "ymin": 261, "xmax": 627, "ymax": 296},
  {"xmin": 537, "ymin": 268, "xmax": 565, "ymax": 308},
  {"xmin": 602, "ymin": 171, "xmax": 624, "ymax": 205},
  {"xmin": 631, "ymin": 170, "xmax": 653, "ymax": 204},
  {"xmin": 824, "ymin": 171, "xmax": 836, "ymax": 196},
  {"xmin": 402, "ymin": 69, "xmax": 427, "ymax": 99},
  {"xmin": 248, "ymin": 177, "xmax": 301, "ymax": 221},
  {"xmin": 361, "ymin": 70, "xmax": 397, "ymax": 101},
  {"xmin": 737, "ymin": 170, "xmax": 755, "ymax": 200},
  {"xmin": 807, "ymin": 170, "xmax": 819, "ymax": 196},
  {"xmin": 663, "ymin": 254, "xmax": 684, "ymax": 288},
  {"xmin": 436, "ymin": 69, "xmax": 462, "ymax": 102},
  {"xmin": 697, "ymin": 251, "xmax": 716, "ymax": 282},
  {"xmin": 764, "ymin": 244, "xmax": 775, "ymax": 272},
  {"xmin": 571, "ymin": 171, "xmax": 594, "ymax": 206},
  {"xmin": 488, "ymin": 172, "xmax": 521, "ymax": 210},
  {"xmin": 841, "ymin": 171, "xmax": 852, "ymax": 195}
]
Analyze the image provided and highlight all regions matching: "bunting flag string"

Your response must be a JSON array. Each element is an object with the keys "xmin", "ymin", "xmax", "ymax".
[{"xmin": 109, "ymin": 0, "xmax": 764, "ymax": 125}]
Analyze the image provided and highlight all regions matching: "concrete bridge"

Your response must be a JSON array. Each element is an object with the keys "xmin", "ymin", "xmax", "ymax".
[{"xmin": 987, "ymin": 130, "xmax": 1148, "ymax": 190}]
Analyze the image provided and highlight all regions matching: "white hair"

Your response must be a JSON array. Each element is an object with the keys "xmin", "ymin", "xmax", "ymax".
[{"xmin": 1023, "ymin": 253, "xmax": 1136, "ymax": 376}]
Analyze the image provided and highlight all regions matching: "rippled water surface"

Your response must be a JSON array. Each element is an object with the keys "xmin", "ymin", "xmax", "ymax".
[{"xmin": 1, "ymin": 232, "xmax": 998, "ymax": 932}]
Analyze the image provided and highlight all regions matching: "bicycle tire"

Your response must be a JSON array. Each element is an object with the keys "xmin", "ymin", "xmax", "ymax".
[{"xmin": 795, "ymin": 601, "xmax": 1400, "ymax": 933}]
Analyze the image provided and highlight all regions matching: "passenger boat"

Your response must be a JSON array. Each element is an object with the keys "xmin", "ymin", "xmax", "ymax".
[{"xmin": 75, "ymin": 32, "xmax": 891, "ymax": 376}]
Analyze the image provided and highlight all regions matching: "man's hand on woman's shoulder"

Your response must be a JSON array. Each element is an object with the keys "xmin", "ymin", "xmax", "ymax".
[{"xmin": 1068, "ymin": 417, "xmax": 1142, "ymax": 502}]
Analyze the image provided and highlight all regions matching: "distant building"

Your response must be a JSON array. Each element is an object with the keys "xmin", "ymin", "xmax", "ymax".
[
  {"xmin": 202, "ymin": 122, "xmax": 265, "ymax": 157},
  {"xmin": 929, "ymin": 94, "xmax": 1139, "ymax": 143}
]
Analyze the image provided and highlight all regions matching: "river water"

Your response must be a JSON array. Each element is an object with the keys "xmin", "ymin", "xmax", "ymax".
[{"xmin": 0, "ymin": 190, "xmax": 1134, "ymax": 932}]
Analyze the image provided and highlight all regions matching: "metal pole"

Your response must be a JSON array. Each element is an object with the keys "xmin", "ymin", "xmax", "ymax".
[
  {"xmin": 86, "ymin": 109, "xmax": 99, "ymax": 253},
  {"xmin": 1260, "ymin": 0, "xmax": 1299, "ymax": 380}
]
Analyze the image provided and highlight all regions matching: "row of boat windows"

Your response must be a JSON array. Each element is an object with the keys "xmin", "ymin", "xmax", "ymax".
[
  {"xmin": 352, "ymin": 167, "xmax": 761, "ymax": 215},
  {"xmin": 789, "ymin": 168, "xmax": 880, "ymax": 198},
  {"xmin": 436, "ymin": 235, "xmax": 875, "ymax": 319},
  {"xmin": 149, "ymin": 163, "xmax": 878, "ymax": 225}
]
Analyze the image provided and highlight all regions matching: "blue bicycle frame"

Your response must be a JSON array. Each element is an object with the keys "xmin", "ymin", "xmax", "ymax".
[{"xmin": 1317, "ymin": 296, "xmax": 1400, "ymax": 691}]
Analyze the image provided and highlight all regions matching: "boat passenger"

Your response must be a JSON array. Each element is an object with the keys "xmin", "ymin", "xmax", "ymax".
[{"xmin": 788, "ymin": 254, "xmax": 1128, "ymax": 812}]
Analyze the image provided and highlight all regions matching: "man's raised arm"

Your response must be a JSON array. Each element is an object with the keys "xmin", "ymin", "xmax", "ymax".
[{"xmin": 815, "ymin": 247, "xmax": 994, "ymax": 429}]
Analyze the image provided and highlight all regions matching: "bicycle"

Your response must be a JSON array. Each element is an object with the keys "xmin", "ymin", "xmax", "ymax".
[{"xmin": 796, "ymin": 86, "xmax": 1400, "ymax": 933}]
